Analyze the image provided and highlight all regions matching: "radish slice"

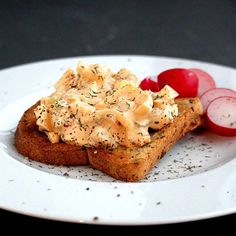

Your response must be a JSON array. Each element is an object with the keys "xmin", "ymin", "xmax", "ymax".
[
  {"xmin": 140, "ymin": 77, "xmax": 159, "ymax": 92},
  {"xmin": 158, "ymin": 68, "xmax": 198, "ymax": 98},
  {"xmin": 205, "ymin": 96, "xmax": 236, "ymax": 136},
  {"xmin": 190, "ymin": 68, "xmax": 216, "ymax": 96},
  {"xmin": 200, "ymin": 88, "xmax": 236, "ymax": 113}
]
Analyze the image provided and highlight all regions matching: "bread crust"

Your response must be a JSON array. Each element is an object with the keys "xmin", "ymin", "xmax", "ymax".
[
  {"xmin": 87, "ymin": 98, "xmax": 203, "ymax": 181},
  {"xmin": 15, "ymin": 102, "xmax": 89, "ymax": 165}
]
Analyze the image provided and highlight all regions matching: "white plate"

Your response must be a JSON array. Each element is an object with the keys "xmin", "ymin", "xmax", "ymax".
[{"xmin": 0, "ymin": 55, "xmax": 236, "ymax": 225}]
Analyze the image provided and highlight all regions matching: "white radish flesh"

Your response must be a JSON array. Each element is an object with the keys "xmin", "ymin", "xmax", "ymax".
[
  {"xmin": 200, "ymin": 88, "xmax": 236, "ymax": 113},
  {"xmin": 206, "ymin": 96, "xmax": 236, "ymax": 136}
]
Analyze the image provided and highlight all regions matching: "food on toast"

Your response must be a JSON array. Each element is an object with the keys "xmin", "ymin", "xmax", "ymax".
[
  {"xmin": 15, "ymin": 62, "xmax": 203, "ymax": 181},
  {"xmin": 33, "ymin": 63, "xmax": 179, "ymax": 149}
]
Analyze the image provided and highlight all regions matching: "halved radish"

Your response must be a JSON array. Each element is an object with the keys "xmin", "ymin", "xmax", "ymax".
[
  {"xmin": 140, "ymin": 77, "xmax": 159, "ymax": 92},
  {"xmin": 189, "ymin": 68, "xmax": 216, "ymax": 96},
  {"xmin": 200, "ymin": 88, "xmax": 236, "ymax": 113},
  {"xmin": 158, "ymin": 68, "xmax": 198, "ymax": 98},
  {"xmin": 205, "ymin": 96, "xmax": 236, "ymax": 136}
]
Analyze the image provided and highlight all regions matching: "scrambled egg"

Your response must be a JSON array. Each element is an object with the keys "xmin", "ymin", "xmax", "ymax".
[{"xmin": 34, "ymin": 62, "xmax": 178, "ymax": 148}]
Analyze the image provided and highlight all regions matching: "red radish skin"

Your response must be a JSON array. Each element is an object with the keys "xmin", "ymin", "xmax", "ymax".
[
  {"xmin": 140, "ymin": 77, "xmax": 159, "ymax": 92},
  {"xmin": 205, "ymin": 96, "xmax": 236, "ymax": 136},
  {"xmin": 158, "ymin": 68, "xmax": 198, "ymax": 98},
  {"xmin": 200, "ymin": 88, "xmax": 236, "ymax": 113},
  {"xmin": 190, "ymin": 68, "xmax": 216, "ymax": 96}
]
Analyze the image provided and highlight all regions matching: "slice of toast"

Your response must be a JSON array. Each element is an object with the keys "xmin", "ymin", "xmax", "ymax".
[
  {"xmin": 87, "ymin": 98, "xmax": 203, "ymax": 182},
  {"xmin": 15, "ymin": 102, "xmax": 89, "ymax": 165},
  {"xmin": 15, "ymin": 98, "xmax": 202, "ymax": 181}
]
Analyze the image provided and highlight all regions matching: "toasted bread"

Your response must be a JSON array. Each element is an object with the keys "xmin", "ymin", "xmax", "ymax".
[
  {"xmin": 87, "ymin": 98, "xmax": 202, "ymax": 182},
  {"xmin": 15, "ymin": 102, "xmax": 89, "ymax": 165},
  {"xmin": 15, "ymin": 98, "xmax": 202, "ymax": 181}
]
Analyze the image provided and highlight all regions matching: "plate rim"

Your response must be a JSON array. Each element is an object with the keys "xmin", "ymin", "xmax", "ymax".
[{"xmin": 1, "ymin": 54, "xmax": 236, "ymax": 72}]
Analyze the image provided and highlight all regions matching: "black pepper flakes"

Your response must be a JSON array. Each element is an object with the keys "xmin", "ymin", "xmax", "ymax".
[{"xmin": 93, "ymin": 216, "xmax": 99, "ymax": 221}]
